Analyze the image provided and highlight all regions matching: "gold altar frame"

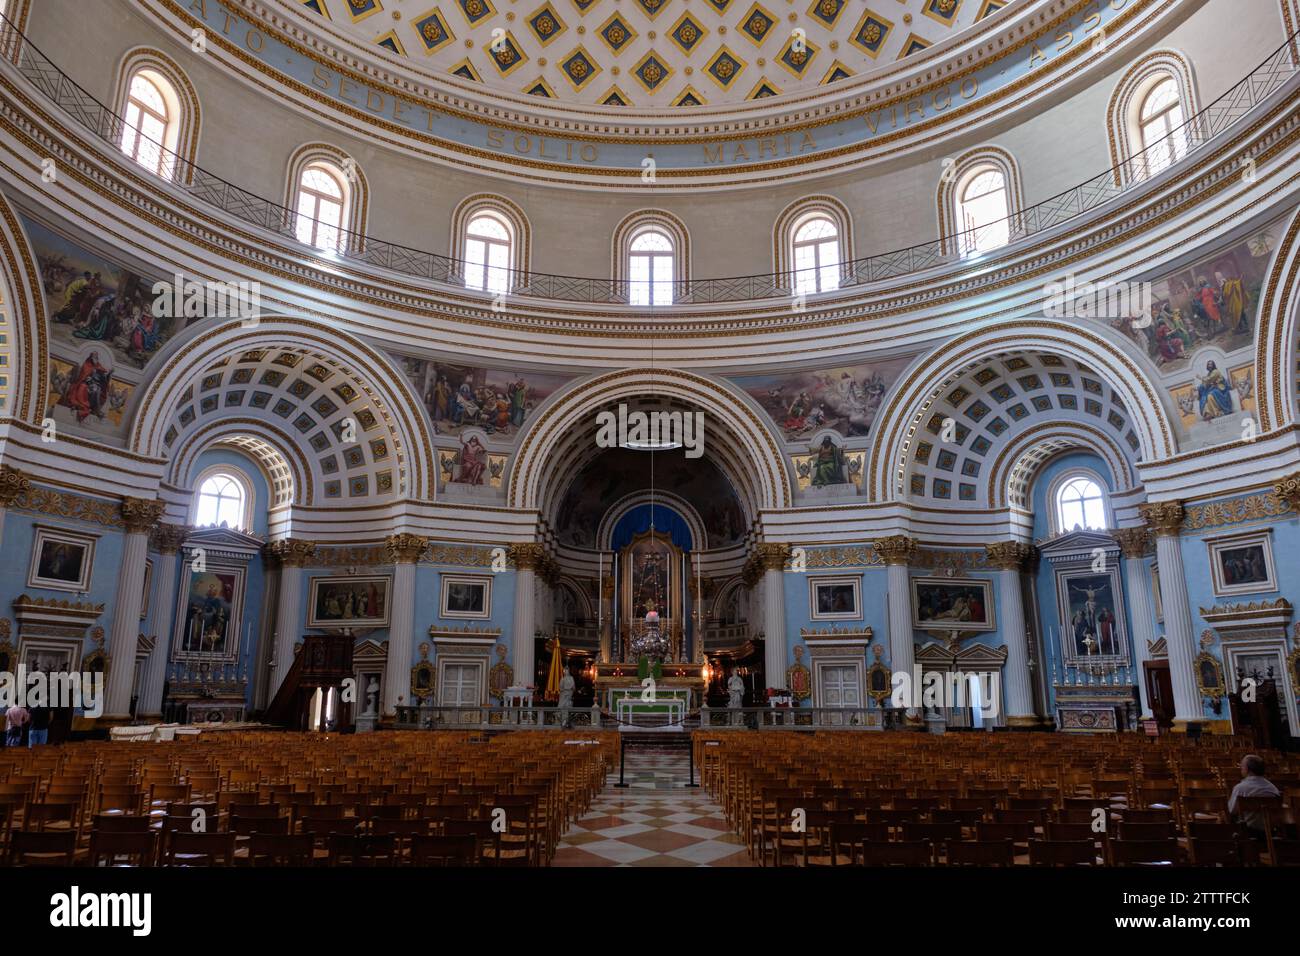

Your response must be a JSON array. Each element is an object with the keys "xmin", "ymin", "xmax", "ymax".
[{"xmin": 620, "ymin": 529, "xmax": 685, "ymax": 662}]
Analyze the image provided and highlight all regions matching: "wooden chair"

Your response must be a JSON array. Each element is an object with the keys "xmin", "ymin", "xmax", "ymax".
[
  {"xmin": 1028, "ymin": 839, "xmax": 1096, "ymax": 866},
  {"xmin": 945, "ymin": 839, "xmax": 1015, "ymax": 866},
  {"xmin": 1110, "ymin": 838, "xmax": 1180, "ymax": 866},
  {"xmin": 8, "ymin": 829, "xmax": 78, "ymax": 866},
  {"xmin": 411, "ymin": 834, "xmax": 477, "ymax": 866},
  {"xmin": 1187, "ymin": 837, "xmax": 1247, "ymax": 866},
  {"xmin": 88, "ymin": 830, "xmax": 156, "ymax": 867},
  {"xmin": 825, "ymin": 823, "xmax": 890, "ymax": 865},
  {"xmin": 858, "ymin": 840, "xmax": 933, "ymax": 866},
  {"xmin": 164, "ymin": 831, "xmax": 237, "ymax": 866},
  {"xmin": 247, "ymin": 833, "xmax": 314, "ymax": 866}
]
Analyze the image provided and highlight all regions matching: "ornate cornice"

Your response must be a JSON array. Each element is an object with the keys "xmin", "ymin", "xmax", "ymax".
[
  {"xmin": 1199, "ymin": 598, "xmax": 1293, "ymax": 623},
  {"xmin": 384, "ymin": 533, "xmax": 430, "ymax": 565},
  {"xmin": 1140, "ymin": 500, "xmax": 1185, "ymax": 537},
  {"xmin": 1112, "ymin": 526, "xmax": 1153, "ymax": 559},
  {"xmin": 873, "ymin": 535, "xmax": 918, "ymax": 567},
  {"xmin": 0, "ymin": 465, "xmax": 31, "ymax": 508},
  {"xmin": 508, "ymin": 543, "xmax": 546, "ymax": 571},
  {"xmin": 800, "ymin": 625, "xmax": 874, "ymax": 641},
  {"xmin": 267, "ymin": 537, "xmax": 318, "ymax": 568},
  {"xmin": 121, "ymin": 497, "xmax": 166, "ymax": 535},
  {"xmin": 150, "ymin": 522, "xmax": 190, "ymax": 555},
  {"xmin": 985, "ymin": 541, "xmax": 1034, "ymax": 572}
]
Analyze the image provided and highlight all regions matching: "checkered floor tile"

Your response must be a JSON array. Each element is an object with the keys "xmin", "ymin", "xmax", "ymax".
[{"xmin": 552, "ymin": 754, "xmax": 752, "ymax": 867}]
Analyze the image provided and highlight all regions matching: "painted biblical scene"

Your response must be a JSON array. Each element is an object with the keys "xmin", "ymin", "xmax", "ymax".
[
  {"xmin": 307, "ymin": 575, "xmax": 391, "ymax": 628},
  {"xmin": 911, "ymin": 578, "xmax": 994, "ymax": 632},
  {"xmin": 397, "ymin": 356, "xmax": 572, "ymax": 439},
  {"xmin": 1056, "ymin": 569, "xmax": 1128, "ymax": 664},
  {"xmin": 46, "ymin": 355, "xmax": 134, "ymax": 434},
  {"xmin": 730, "ymin": 356, "xmax": 915, "ymax": 441},
  {"xmin": 26, "ymin": 215, "xmax": 182, "ymax": 369},
  {"xmin": 553, "ymin": 447, "xmax": 746, "ymax": 548},
  {"xmin": 1111, "ymin": 218, "xmax": 1282, "ymax": 374},
  {"xmin": 176, "ymin": 568, "xmax": 242, "ymax": 660}
]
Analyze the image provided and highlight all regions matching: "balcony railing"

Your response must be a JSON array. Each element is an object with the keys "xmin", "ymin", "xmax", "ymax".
[{"xmin": 3, "ymin": 15, "xmax": 1297, "ymax": 307}]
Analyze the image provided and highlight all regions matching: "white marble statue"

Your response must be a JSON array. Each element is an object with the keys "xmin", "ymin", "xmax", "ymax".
[
  {"xmin": 363, "ymin": 677, "xmax": 379, "ymax": 717},
  {"xmin": 558, "ymin": 672, "xmax": 575, "ymax": 709},
  {"xmin": 727, "ymin": 672, "xmax": 744, "ymax": 709}
]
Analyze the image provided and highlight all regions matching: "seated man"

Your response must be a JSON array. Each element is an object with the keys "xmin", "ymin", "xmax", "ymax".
[{"xmin": 1228, "ymin": 754, "xmax": 1281, "ymax": 838}]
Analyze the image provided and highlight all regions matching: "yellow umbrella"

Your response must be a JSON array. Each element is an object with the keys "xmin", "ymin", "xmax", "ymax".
[{"xmin": 544, "ymin": 637, "xmax": 563, "ymax": 702}]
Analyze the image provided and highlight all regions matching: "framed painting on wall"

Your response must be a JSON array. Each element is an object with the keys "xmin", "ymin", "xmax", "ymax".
[
  {"xmin": 1206, "ymin": 530, "xmax": 1277, "ymax": 597},
  {"xmin": 808, "ymin": 576, "xmax": 862, "ymax": 621},
  {"xmin": 307, "ymin": 575, "xmax": 392, "ymax": 629},
  {"xmin": 27, "ymin": 526, "xmax": 98, "ymax": 593},
  {"xmin": 172, "ymin": 563, "xmax": 246, "ymax": 662},
  {"xmin": 440, "ymin": 575, "xmax": 492, "ymax": 619},
  {"xmin": 1056, "ymin": 566, "xmax": 1130, "ymax": 665},
  {"xmin": 911, "ymin": 578, "xmax": 995, "ymax": 632}
]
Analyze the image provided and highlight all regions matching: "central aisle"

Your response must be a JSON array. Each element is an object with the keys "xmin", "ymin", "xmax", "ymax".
[{"xmin": 552, "ymin": 753, "xmax": 753, "ymax": 867}]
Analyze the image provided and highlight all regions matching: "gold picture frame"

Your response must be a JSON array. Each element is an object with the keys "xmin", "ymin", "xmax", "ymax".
[
  {"xmin": 1286, "ymin": 645, "xmax": 1300, "ymax": 699},
  {"xmin": 1194, "ymin": 651, "xmax": 1226, "ymax": 702},
  {"xmin": 410, "ymin": 661, "xmax": 436, "ymax": 702},
  {"xmin": 866, "ymin": 662, "xmax": 893, "ymax": 703}
]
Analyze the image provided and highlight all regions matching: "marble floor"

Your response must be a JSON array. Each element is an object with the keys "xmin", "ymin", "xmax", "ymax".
[{"xmin": 552, "ymin": 753, "xmax": 753, "ymax": 867}]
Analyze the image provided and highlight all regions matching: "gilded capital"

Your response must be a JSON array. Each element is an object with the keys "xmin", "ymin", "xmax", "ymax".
[
  {"xmin": 1139, "ymin": 500, "xmax": 1185, "ymax": 537},
  {"xmin": 1113, "ymin": 526, "xmax": 1152, "ymax": 559},
  {"xmin": 985, "ymin": 541, "xmax": 1033, "ymax": 571},
  {"xmin": 0, "ymin": 466, "xmax": 31, "ymax": 508},
  {"xmin": 756, "ymin": 543, "xmax": 791, "ymax": 572},
  {"xmin": 385, "ymin": 533, "xmax": 429, "ymax": 564},
  {"xmin": 1272, "ymin": 471, "xmax": 1300, "ymax": 512},
  {"xmin": 268, "ymin": 537, "xmax": 317, "ymax": 568},
  {"xmin": 508, "ymin": 542, "xmax": 546, "ymax": 571},
  {"xmin": 151, "ymin": 523, "xmax": 190, "ymax": 555},
  {"xmin": 873, "ymin": 535, "xmax": 918, "ymax": 567},
  {"xmin": 121, "ymin": 497, "xmax": 166, "ymax": 534}
]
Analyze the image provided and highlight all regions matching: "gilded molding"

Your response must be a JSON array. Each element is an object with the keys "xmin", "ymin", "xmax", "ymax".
[
  {"xmin": 267, "ymin": 537, "xmax": 318, "ymax": 568},
  {"xmin": 1140, "ymin": 500, "xmax": 1185, "ymax": 537},
  {"xmin": 508, "ymin": 542, "xmax": 546, "ymax": 571},
  {"xmin": 1272, "ymin": 471, "xmax": 1300, "ymax": 512},
  {"xmin": 120, "ymin": 497, "xmax": 166, "ymax": 535},
  {"xmin": 1182, "ymin": 491, "xmax": 1291, "ymax": 532},
  {"xmin": 1112, "ymin": 526, "xmax": 1153, "ymax": 559},
  {"xmin": 0, "ymin": 465, "xmax": 31, "ymax": 508},
  {"xmin": 755, "ymin": 542, "xmax": 792, "ymax": 572},
  {"xmin": 984, "ymin": 541, "xmax": 1033, "ymax": 572}
]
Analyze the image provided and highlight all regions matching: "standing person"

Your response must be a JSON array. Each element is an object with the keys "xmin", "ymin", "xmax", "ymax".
[
  {"xmin": 5, "ymin": 701, "xmax": 30, "ymax": 747},
  {"xmin": 28, "ymin": 703, "xmax": 51, "ymax": 747}
]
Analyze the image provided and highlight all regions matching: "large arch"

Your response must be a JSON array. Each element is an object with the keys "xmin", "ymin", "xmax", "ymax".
[
  {"xmin": 508, "ymin": 368, "xmax": 792, "ymax": 516},
  {"xmin": 868, "ymin": 320, "xmax": 1179, "ymax": 503},
  {"xmin": 130, "ymin": 318, "xmax": 435, "ymax": 502},
  {"xmin": 1253, "ymin": 205, "xmax": 1300, "ymax": 433},
  {"xmin": 0, "ymin": 191, "xmax": 50, "ymax": 425}
]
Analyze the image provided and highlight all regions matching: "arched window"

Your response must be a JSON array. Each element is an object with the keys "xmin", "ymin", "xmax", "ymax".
[
  {"xmin": 1137, "ymin": 76, "xmax": 1187, "ymax": 176},
  {"xmin": 1055, "ymin": 476, "xmax": 1107, "ymax": 532},
  {"xmin": 956, "ymin": 166, "xmax": 1010, "ymax": 256},
  {"xmin": 193, "ymin": 470, "xmax": 250, "ymax": 530},
  {"xmin": 294, "ymin": 161, "xmax": 348, "ymax": 252},
  {"xmin": 464, "ymin": 211, "xmax": 513, "ymax": 293},
  {"xmin": 120, "ymin": 70, "xmax": 175, "ymax": 179},
  {"xmin": 628, "ymin": 228, "xmax": 675, "ymax": 306},
  {"xmin": 792, "ymin": 216, "xmax": 841, "ymax": 294}
]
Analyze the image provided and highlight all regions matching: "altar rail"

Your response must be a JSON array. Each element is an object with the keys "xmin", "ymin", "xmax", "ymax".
[
  {"xmin": 393, "ymin": 704, "xmax": 602, "ymax": 730},
  {"xmin": 3, "ymin": 13, "xmax": 1298, "ymax": 306},
  {"xmin": 391, "ymin": 703, "xmax": 905, "ymax": 730}
]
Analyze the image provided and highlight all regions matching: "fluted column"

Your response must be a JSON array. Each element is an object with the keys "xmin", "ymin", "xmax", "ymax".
[
  {"xmin": 510, "ymin": 544, "xmax": 545, "ymax": 689},
  {"xmin": 1139, "ymin": 501, "xmax": 1201, "ymax": 726},
  {"xmin": 0, "ymin": 466, "xmax": 31, "ymax": 554},
  {"xmin": 103, "ymin": 498, "xmax": 166, "ymax": 721},
  {"xmin": 268, "ymin": 538, "xmax": 317, "ymax": 696},
  {"xmin": 986, "ymin": 541, "xmax": 1036, "ymax": 726},
  {"xmin": 756, "ymin": 544, "xmax": 790, "ymax": 688},
  {"xmin": 1115, "ymin": 526, "xmax": 1156, "ymax": 717},
  {"xmin": 136, "ymin": 523, "xmax": 189, "ymax": 718},
  {"xmin": 875, "ymin": 536, "xmax": 918, "ymax": 707},
  {"xmin": 383, "ymin": 533, "xmax": 427, "ymax": 717}
]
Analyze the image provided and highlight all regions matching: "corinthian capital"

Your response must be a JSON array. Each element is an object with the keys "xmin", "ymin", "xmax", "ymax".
[
  {"xmin": 985, "ymin": 541, "xmax": 1033, "ymax": 571},
  {"xmin": 385, "ymin": 533, "xmax": 429, "ymax": 565},
  {"xmin": 1273, "ymin": 471, "xmax": 1300, "ymax": 512},
  {"xmin": 873, "ymin": 535, "xmax": 918, "ymax": 567},
  {"xmin": 1112, "ymin": 526, "xmax": 1152, "ymax": 559},
  {"xmin": 151, "ymin": 523, "xmax": 190, "ymax": 555},
  {"xmin": 755, "ymin": 543, "xmax": 791, "ymax": 572},
  {"xmin": 0, "ymin": 466, "xmax": 31, "ymax": 508},
  {"xmin": 508, "ymin": 543, "xmax": 546, "ymax": 571},
  {"xmin": 268, "ymin": 538, "xmax": 317, "ymax": 568},
  {"xmin": 1139, "ymin": 500, "xmax": 1185, "ymax": 537},
  {"xmin": 121, "ymin": 497, "xmax": 166, "ymax": 534}
]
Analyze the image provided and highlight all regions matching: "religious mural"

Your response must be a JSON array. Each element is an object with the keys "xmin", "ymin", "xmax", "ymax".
[
  {"xmin": 729, "ymin": 356, "xmax": 915, "ymax": 441},
  {"xmin": 553, "ymin": 447, "xmax": 745, "ymax": 548},
  {"xmin": 397, "ymin": 356, "xmax": 571, "ymax": 439},
  {"xmin": 1111, "ymin": 218, "xmax": 1280, "ymax": 374}
]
